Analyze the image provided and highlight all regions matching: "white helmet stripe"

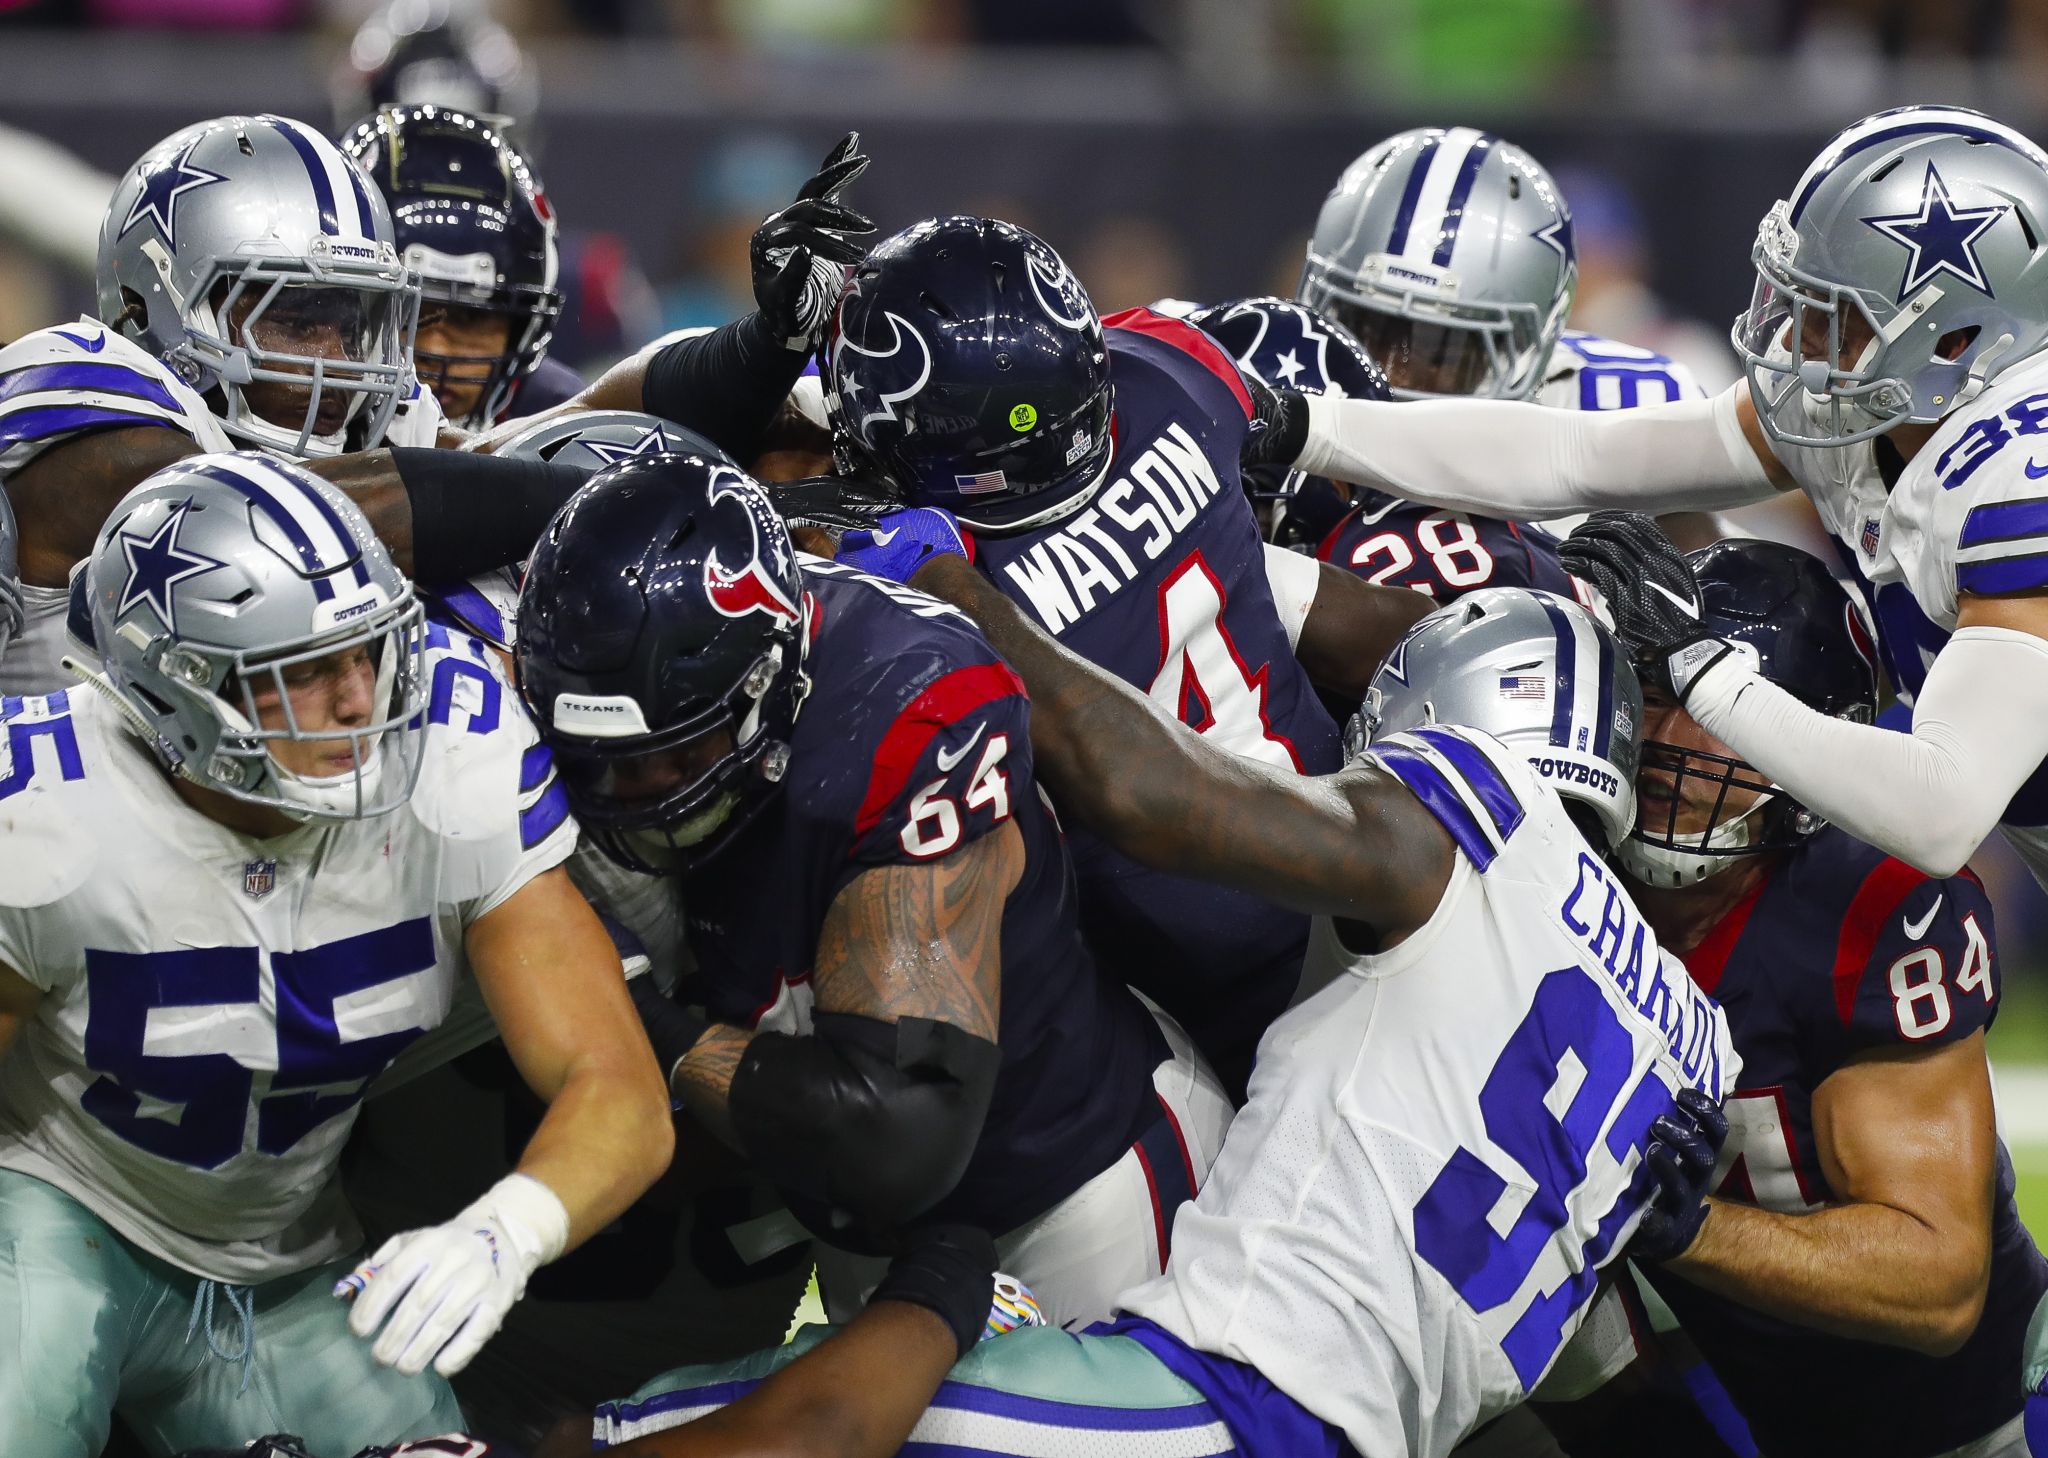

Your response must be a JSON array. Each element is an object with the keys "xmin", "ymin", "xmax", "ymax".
[{"xmin": 1400, "ymin": 126, "xmax": 1490, "ymax": 265}]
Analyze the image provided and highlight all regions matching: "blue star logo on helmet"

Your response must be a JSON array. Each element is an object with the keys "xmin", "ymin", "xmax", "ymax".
[
  {"xmin": 1860, "ymin": 162, "xmax": 2008, "ymax": 301},
  {"xmin": 118, "ymin": 137, "xmax": 229, "ymax": 250},
  {"xmin": 115, "ymin": 500, "xmax": 226, "ymax": 633},
  {"xmin": 582, "ymin": 423, "xmax": 677, "ymax": 466}
]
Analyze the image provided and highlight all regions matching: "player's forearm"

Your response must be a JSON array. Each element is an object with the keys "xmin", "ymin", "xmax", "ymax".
[
  {"xmin": 1295, "ymin": 562, "xmax": 1434, "ymax": 699},
  {"xmin": 1665, "ymin": 1197, "xmax": 1988, "ymax": 1355},
  {"xmin": 511, "ymin": 1052, "xmax": 675, "ymax": 1250},
  {"xmin": 1686, "ymin": 626, "xmax": 2048, "ymax": 876},
  {"xmin": 611, "ymin": 1302, "xmax": 958, "ymax": 1458},
  {"xmin": 672, "ymin": 1020, "xmax": 756, "ymax": 1151},
  {"xmin": 1296, "ymin": 383, "xmax": 1778, "ymax": 520}
]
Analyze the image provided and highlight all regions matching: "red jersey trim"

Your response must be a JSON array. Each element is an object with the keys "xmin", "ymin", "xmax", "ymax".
[
  {"xmin": 1682, "ymin": 876, "xmax": 1769, "ymax": 997},
  {"xmin": 852, "ymin": 661, "xmax": 1029, "ymax": 838},
  {"xmin": 1102, "ymin": 307, "xmax": 1257, "ymax": 421},
  {"xmin": 1831, "ymin": 856, "xmax": 1930, "ymax": 1026}
]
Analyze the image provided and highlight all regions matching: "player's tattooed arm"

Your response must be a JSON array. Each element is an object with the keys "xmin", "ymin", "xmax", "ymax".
[
  {"xmin": 910, "ymin": 554, "xmax": 1451, "ymax": 938},
  {"xmin": 6, "ymin": 425, "xmax": 202, "ymax": 585},
  {"xmin": 1294, "ymin": 562, "xmax": 1434, "ymax": 700},
  {"xmin": 809, "ymin": 822, "xmax": 1023, "ymax": 1041},
  {"xmin": 670, "ymin": 1020, "xmax": 756, "ymax": 1149}
]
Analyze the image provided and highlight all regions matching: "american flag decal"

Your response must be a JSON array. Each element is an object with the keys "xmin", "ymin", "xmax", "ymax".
[
  {"xmin": 954, "ymin": 469, "xmax": 1008, "ymax": 496},
  {"xmin": 1498, "ymin": 675, "xmax": 1547, "ymax": 700}
]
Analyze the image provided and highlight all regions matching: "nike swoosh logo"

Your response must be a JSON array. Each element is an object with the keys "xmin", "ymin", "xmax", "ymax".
[
  {"xmin": 51, "ymin": 327, "xmax": 105, "ymax": 353},
  {"xmin": 1645, "ymin": 581, "xmax": 1701, "ymax": 618},
  {"xmin": 869, "ymin": 527, "xmax": 899, "ymax": 547},
  {"xmin": 1904, "ymin": 894, "xmax": 1942, "ymax": 941},
  {"xmin": 935, "ymin": 721, "xmax": 987, "ymax": 772},
  {"xmin": 2027, "ymin": 460, "xmax": 2048, "ymax": 479}
]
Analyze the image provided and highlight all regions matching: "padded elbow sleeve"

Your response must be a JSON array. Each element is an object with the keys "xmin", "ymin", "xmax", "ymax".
[{"xmin": 728, "ymin": 1012, "xmax": 1002, "ymax": 1234}]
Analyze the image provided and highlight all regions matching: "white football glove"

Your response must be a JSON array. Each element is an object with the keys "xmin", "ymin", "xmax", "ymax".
[{"xmin": 345, "ymin": 1173, "xmax": 569, "ymax": 1377}]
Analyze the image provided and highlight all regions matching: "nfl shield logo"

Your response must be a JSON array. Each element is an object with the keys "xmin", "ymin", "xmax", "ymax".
[
  {"xmin": 1861, "ymin": 518, "xmax": 1881, "ymax": 555},
  {"xmin": 242, "ymin": 859, "xmax": 276, "ymax": 901}
]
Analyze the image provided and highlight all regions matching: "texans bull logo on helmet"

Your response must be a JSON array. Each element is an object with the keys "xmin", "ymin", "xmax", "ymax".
[{"xmin": 702, "ymin": 469, "xmax": 802, "ymax": 627}]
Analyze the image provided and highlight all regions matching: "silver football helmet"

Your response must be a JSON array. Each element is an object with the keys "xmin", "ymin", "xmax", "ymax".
[
  {"xmin": 1361, "ymin": 587, "xmax": 1641, "ymax": 850},
  {"xmin": 1299, "ymin": 127, "xmax": 1576, "ymax": 401},
  {"xmin": 1736, "ymin": 106, "xmax": 2048, "ymax": 449},
  {"xmin": 0, "ymin": 487, "xmax": 22, "ymax": 666},
  {"xmin": 80, "ymin": 451, "xmax": 429, "ymax": 820},
  {"xmin": 97, "ymin": 115, "xmax": 421, "ymax": 459},
  {"xmin": 494, "ymin": 410, "xmax": 730, "ymax": 473}
]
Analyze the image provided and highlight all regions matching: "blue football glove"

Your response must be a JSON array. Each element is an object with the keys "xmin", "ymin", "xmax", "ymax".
[
  {"xmin": 838, "ymin": 507, "xmax": 969, "ymax": 584},
  {"xmin": 1631, "ymin": 1087, "xmax": 1729, "ymax": 1263}
]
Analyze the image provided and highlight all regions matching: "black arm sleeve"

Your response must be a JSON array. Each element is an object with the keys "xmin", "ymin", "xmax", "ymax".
[
  {"xmin": 639, "ymin": 311, "xmax": 810, "ymax": 467},
  {"xmin": 626, "ymin": 972, "xmax": 709, "ymax": 1088},
  {"xmin": 729, "ymin": 1012, "xmax": 1002, "ymax": 1236},
  {"xmin": 390, "ymin": 447, "xmax": 590, "ymax": 581}
]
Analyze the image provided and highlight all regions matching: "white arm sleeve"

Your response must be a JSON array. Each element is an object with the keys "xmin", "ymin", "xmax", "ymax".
[
  {"xmin": 1686, "ymin": 626, "xmax": 2048, "ymax": 878},
  {"xmin": 1262, "ymin": 543, "xmax": 1320, "ymax": 651},
  {"xmin": 1297, "ymin": 381, "xmax": 1780, "ymax": 520}
]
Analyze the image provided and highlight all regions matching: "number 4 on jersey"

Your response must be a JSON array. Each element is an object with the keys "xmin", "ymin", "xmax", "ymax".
[{"xmin": 1149, "ymin": 551, "xmax": 1302, "ymax": 771}]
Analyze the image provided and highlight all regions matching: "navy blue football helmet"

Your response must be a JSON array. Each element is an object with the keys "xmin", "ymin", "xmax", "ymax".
[
  {"xmin": 1191, "ymin": 295, "xmax": 1391, "ymax": 543},
  {"xmin": 334, "ymin": 0, "xmax": 538, "ymax": 139},
  {"xmin": 341, "ymin": 105, "xmax": 562, "ymax": 428},
  {"xmin": 1619, "ymin": 538, "xmax": 1878, "ymax": 887},
  {"xmin": 514, "ymin": 452, "xmax": 810, "ymax": 875},
  {"xmin": 824, "ymin": 216, "xmax": 1113, "ymax": 533}
]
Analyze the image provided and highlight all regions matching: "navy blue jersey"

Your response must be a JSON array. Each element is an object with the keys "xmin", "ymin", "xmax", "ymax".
[
  {"xmin": 678, "ymin": 558, "xmax": 1168, "ymax": 1235},
  {"xmin": 967, "ymin": 310, "xmax": 1342, "ymax": 1084},
  {"xmin": 1646, "ymin": 827, "xmax": 2048, "ymax": 1456},
  {"xmin": 501, "ymin": 353, "xmax": 585, "ymax": 422},
  {"xmin": 1317, "ymin": 491, "xmax": 1574, "ymax": 601}
]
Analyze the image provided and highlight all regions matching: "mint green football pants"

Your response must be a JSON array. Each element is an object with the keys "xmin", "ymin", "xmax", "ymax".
[{"xmin": 0, "ymin": 1168, "xmax": 464, "ymax": 1458}]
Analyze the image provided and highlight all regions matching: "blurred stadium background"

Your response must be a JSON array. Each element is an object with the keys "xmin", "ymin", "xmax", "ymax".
[{"xmin": 0, "ymin": 0, "xmax": 2043, "ymax": 1223}]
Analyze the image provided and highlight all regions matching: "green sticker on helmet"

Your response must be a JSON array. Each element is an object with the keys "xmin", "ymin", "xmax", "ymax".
[{"xmin": 1009, "ymin": 403, "xmax": 1038, "ymax": 432}]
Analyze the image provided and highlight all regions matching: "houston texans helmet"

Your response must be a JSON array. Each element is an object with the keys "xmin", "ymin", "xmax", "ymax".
[
  {"xmin": 514, "ymin": 452, "xmax": 810, "ymax": 874},
  {"xmin": 341, "ymin": 105, "xmax": 562, "ymax": 429},
  {"xmin": 334, "ymin": 0, "xmax": 539, "ymax": 139},
  {"xmin": 1619, "ymin": 540, "xmax": 1877, "ymax": 887},
  {"xmin": 1362, "ymin": 587, "xmax": 1642, "ymax": 851},
  {"xmin": 1734, "ymin": 105, "xmax": 2048, "ymax": 448},
  {"xmin": 1300, "ymin": 127, "xmax": 1575, "ymax": 401},
  {"xmin": 825, "ymin": 216, "xmax": 1113, "ymax": 534}
]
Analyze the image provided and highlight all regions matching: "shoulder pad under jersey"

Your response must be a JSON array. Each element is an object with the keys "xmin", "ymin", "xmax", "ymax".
[
  {"xmin": 0, "ymin": 319, "xmax": 232, "ymax": 479},
  {"xmin": 0, "ymin": 688, "xmax": 106, "ymax": 908}
]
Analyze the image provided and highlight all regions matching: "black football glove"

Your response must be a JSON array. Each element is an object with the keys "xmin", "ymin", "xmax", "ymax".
[
  {"xmin": 751, "ymin": 131, "xmax": 876, "ymax": 352},
  {"xmin": 761, "ymin": 471, "xmax": 902, "ymax": 538},
  {"xmin": 871, "ymin": 1222, "xmax": 999, "ymax": 1359},
  {"xmin": 1630, "ymin": 1087, "xmax": 1729, "ymax": 1263},
  {"xmin": 1558, "ymin": 511, "xmax": 1743, "ymax": 703},
  {"xmin": 1239, "ymin": 375, "xmax": 1311, "ymax": 472}
]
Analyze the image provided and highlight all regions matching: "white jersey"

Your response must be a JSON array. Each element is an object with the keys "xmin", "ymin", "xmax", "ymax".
[
  {"xmin": 1535, "ymin": 329, "xmax": 1703, "ymax": 413},
  {"xmin": 0, "ymin": 320, "xmax": 232, "ymax": 698},
  {"xmin": 0, "ymin": 633, "xmax": 576, "ymax": 1282},
  {"xmin": 1119, "ymin": 726, "xmax": 1740, "ymax": 1457}
]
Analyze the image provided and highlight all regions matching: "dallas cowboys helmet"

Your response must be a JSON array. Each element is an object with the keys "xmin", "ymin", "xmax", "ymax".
[
  {"xmin": 1619, "ymin": 540, "xmax": 1877, "ymax": 887},
  {"xmin": 1362, "ymin": 587, "xmax": 1641, "ymax": 851},
  {"xmin": 1299, "ymin": 127, "xmax": 1576, "ymax": 401},
  {"xmin": 79, "ymin": 451, "xmax": 429, "ymax": 820},
  {"xmin": 0, "ymin": 485, "xmax": 23, "ymax": 665},
  {"xmin": 341, "ymin": 105, "xmax": 562, "ymax": 429},
  {"xmin": 98, "ymin": 115, "xmax": 420, "ymax": 459},
  {"xmin": 825, "ymin": 216, "xmax": 1113, "ymax": 533},
  {"xmin": 514, "ymin": 452, "xmax": 810, "ymax": 875},
  {"xmin": 1735, "ymin": 105, "xmax": 2048, "ymax": 449}
]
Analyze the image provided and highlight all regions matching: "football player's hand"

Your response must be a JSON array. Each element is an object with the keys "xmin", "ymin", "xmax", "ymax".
[
  {"xmin": 1558, "ymin": 511, "xmax": 1735, "ymax": 697},
  {"xmin": 871, "ymin": 1222, "xmax": 1000, "ymax": 1358},
  {"xmin": 343, "ymin": 1173, "xmax": 567, "ymax": 1377},
  {"xmin": 752, "ymin": 131, "xmax": 876, "ymax": 351},
  {"xmin": 761, "ymin": 470, "xmax": 902, "ymax": 538},
  {"xmin": 1630, "ymin": 1088, "xmax": 1729, "ymax": 1263},
  {"xmin": 1240, "ymin": 376, "xmax": 1310, "ymax": 471},
  {"xmin": 839, "ymin": 506, "xmax": 970, "ymax": 583}
]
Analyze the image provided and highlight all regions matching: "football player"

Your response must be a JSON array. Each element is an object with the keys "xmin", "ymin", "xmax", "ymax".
[
  {"xmin": 340, "ymin": 105, "xmax": 583, "ymax": 431},
  {"xmin": 817, "ymin": 216, "xmax": 1427, "ymax": 1091},
  {"xmin": 0, "ymin": 116, "xmax": 867, "ymax": 699},
  {"xmin": 573, "ymin": 531, "xmax": 1739, "ymax": 1457},
  {"xmin": 512, "ymin": 452, "xmax": 1234, "ymax": 1329},
  {"xmin": 1251, "ymin": 106, "xmax": 2048, "ymax": 891},
  {"xmin": 1607, "ymin": 539, "xmax": 2048, "ymax": 1457},
  {"xmin": 0, "ymin": 453, "xmax": 671, "ymax": 1457},
  {"xmin": 0, "ymin": 484, "xmax": 21, "ymax": 667}
]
